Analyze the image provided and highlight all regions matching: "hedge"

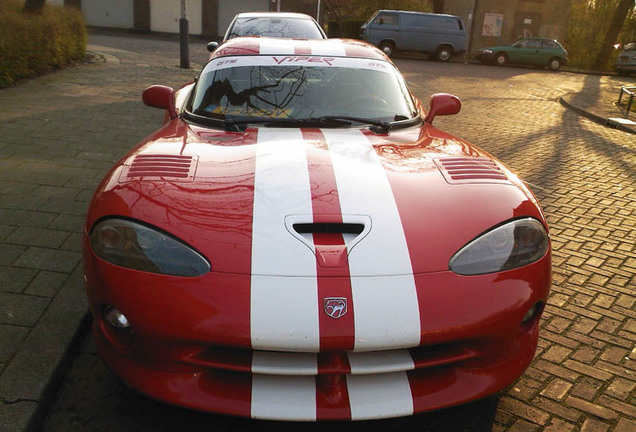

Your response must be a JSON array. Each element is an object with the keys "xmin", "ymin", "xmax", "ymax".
[
  {"xmin": 327, "ymin": 20, "xmax": 367, "ymax": 39},
  {"xmin": 0, "ymin": 0, "xmax": 87, "ymax": 88}
]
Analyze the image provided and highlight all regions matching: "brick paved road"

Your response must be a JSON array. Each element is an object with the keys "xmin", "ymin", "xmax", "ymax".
[
  {"xmin": 400, "ymin": 63, "xmax": 636, "ymax": 432},
  {"xmin": 1, "ymin": 33, "xmax": 633, "ymax": 432}
]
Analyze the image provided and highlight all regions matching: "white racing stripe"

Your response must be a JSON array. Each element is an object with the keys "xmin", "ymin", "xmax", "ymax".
[
  {"xmin": 258, "ymin": 38, "xmax": 296, "ymax": 55},
  {"xmin": 321, "ymin": 129, "xmax": 421, "ymax": 351},
  {"xmin": 311, "ymin": 39, "xmax": 347, "ymax": 56},
  {"xmin": 252, "ymin": 351, "xmax": 317, "ymax": 375},
  {"xmin": 207, "ymin": 55, "xmax": 395, "ymax": 72},
  {"xmin": 346, "ymin": 372, "xmax": 414, "ymax": 420},
  {"xmin": 251, "ymin": 374, "xmax": 317, "ymax": 420},
  {"xmin": 250, "ymin": 128, "xmax": 319, "ymax": 351},
  {"xmin": 348, "ymin": 349, "xmax": 414, "ymax": 374}
]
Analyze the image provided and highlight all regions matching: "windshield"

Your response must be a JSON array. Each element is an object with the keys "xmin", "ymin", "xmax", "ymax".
[
  {"xmin": 623, "ymin": 42, "xmax": 636, "ymax": 51},
  {"xmin": 187, "ymin": 56, "xmax": 417, "ymax": 124},
  {"xmin": 228, "ymin": 17, "xmax": 324, "ymax": 39}
]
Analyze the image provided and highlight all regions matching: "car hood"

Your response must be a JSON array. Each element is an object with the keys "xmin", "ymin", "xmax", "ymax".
[
  {"xmin": 87, "ymin": 120, "xmax": 544, "ymax": 277},
  {"xmin": 479, "ymin": 45, "xmax": 511, "ymax": 52}
]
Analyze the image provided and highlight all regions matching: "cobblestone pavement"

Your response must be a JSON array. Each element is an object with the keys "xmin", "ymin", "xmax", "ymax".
[{"xmin": 1, "ymin": 33, "xmax": 634, "ymax": 432}]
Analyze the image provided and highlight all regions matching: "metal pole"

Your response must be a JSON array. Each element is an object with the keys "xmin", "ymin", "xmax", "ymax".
[
  {"xmin": 179, "ymin": 0, "xmax": 190, "ymax": 69},
  {"xmin": 316, "ymin": 0, "xmax": 321, "ymax": 24},
  {"xmin": 467, "ymin": 0, "xmax": 480, "ymax": 59}
]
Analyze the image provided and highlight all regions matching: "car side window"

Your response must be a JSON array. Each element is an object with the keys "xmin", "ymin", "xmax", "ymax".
[
  {"xmin": 526, "ymin": 39, "xmax": 542, "ymax": 49},
  {"xmin": 542, "ymin": 40, "xmax": 558, "ymax": 50},
  {"xmin": 374, "ymin": 13, "xmax": 398, "ymax": 26}
]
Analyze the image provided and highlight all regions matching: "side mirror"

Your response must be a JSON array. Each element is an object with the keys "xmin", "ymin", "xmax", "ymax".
[
  {"xmin": 207, "ymin": 41, "xmax": 219, "ymax": 53},
  {"xmin": 424, "ymin": 93, "xmax": 461, "ymax": 124},
  {"xmin": 142, "ymin": 85, "xmax": 177, "ymax": 119}
]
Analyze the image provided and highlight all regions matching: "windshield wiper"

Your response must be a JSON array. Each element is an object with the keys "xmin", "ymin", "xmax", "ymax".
[
  {"xmin": 223, "ymin": 115, "xmax": 409, "ymax": 133},
  {"xmin": 311, "ymin": 116, "xmax": 391, "ymax": 134},
  {"xmin": 223, "ymin": 116, "xmax": 351, "ymax": 132}
]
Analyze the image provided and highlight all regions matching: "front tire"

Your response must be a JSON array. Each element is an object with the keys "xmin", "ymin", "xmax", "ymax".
[
  {"xmin": 548, "ymin": 58, "xmax": 562, "ymax": 71},
  {"xmin": 378, "ymin": 41, "xmax": 395, "ymax": 57},
  {"xmin": 494, "ymin": 53, "xmax": 507, "ymax": 66}
]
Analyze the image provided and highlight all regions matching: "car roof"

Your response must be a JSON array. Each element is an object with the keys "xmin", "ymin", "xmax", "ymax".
[
  {"xmin": 376, "ymin": 9, "xmax": 461, "ymax": 19},
  {"xmin": 211, "ymin": 37, "xmax": 390, "ymax": 62},
  {"xmin": 519, "ymin": 37, "xmax": 557, "ymax": 41},
  {"xmin": 234, "ymin": 12, "xmax": 317, "ymax": 20}
]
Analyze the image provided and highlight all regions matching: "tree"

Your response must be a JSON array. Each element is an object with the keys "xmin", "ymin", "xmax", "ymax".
[
  {"xmin": 325, "ymin": 0, "xmax": 432, "ymax": 22},
  {"xmin": 23, "ymin": 0, "xmax": 46, "ymax": 14},
  {"xmin": 592, "ymin": 0, "xmax": 635, "ymax": 69}
]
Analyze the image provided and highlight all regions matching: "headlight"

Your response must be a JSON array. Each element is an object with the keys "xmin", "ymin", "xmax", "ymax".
[
  {"xmin": 483, "ymin": 49, "xmax": 493, "ymax": 54},
  {"xmin": 449, "ymin": 218, "xmax": 548, "ymax": 275},
  {"xmin": 90, "ymin": 218, "xmax": 210, "ymax": 277}
]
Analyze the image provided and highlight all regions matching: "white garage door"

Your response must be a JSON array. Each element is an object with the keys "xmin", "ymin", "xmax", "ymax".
[
  {"xmin": 151, "ymin": 0, "xmax": 203, "ymax": 35},
  {"xmin": 218, "ymin": 0, "xmax": 270, "ymax": 37},
  {"xmin": 82, "ymin": 0, "xmax": 133, "ymax": 29}
]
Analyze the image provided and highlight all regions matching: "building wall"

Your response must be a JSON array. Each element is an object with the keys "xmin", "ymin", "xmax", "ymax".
[
  {"xmin": 202, "ymin": 0, "xmax": 220, "ymax": 37},
  {"xmin": 150, "ymin": 0, "xmax": 203, "ymax": 34},
  {"xmin": 72, "ymin": 0, "xmax": 324, "ymax": 38},
  {"xmin": 443, "ymin": 0, "xmax": 570, "ymax": 54},
  {"xmin": 80, "ymin": 0, "xmax": 134, "ymax": 29}
]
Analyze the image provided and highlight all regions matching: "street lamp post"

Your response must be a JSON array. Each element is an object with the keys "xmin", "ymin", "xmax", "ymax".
[
  {"xmin": 467, "ymin": 0, "xmax": 480, "ymax": 59},
  {"xmin": 179, "ymin": 0, "xmax": 190, "ymax": 69}
]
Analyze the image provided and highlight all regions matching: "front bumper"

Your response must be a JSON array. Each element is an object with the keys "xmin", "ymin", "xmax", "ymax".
[
  {"xmin": 616, "ymin": 63, "xmax": 636, "ymax": 72},
  {"xmin": 476, "ymin": 52, "xmax": 495, "ymax": 63},
  {"xmin": 85, "ymin": 248, "xmax": 550, "ymax": 420}
]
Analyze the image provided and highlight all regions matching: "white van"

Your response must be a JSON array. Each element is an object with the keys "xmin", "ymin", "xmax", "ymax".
[{"xmin": 360, "ymin": 10, "xmax": 467, "ymax": 61}]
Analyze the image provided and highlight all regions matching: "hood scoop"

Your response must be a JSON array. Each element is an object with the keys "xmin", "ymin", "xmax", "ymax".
[
  {"xmin": 293, "ymin": 223, "xmax": 365, "ymax": 235},
  {"xmin": 285, "ymin": 216, "xmax": 371, "ymax": 268},
  {"xmin": 435, "ymin": 157, "xmax": 511, "ymax": 184},
  {"xmin": 120, "ymin": 154, "xmax": 198, "ymax": 182}
]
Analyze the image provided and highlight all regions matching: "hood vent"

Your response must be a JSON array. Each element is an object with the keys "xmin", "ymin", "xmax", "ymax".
[
  {"xmin": 435, "ymin": 157, "xmax": 510, "ymax": 184},
  {"xmin": 285, "ymin": 216, "xmax": 371, "ymax": 268},
  {"xmin": 293, "ymin": 223, "xmax": 365, "ymax": 235},
  {"xmin": 120, "ymin": 154, "xmax": 197, "ymax": 182}
]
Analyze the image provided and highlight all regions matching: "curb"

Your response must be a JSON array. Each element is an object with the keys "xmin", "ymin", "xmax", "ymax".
[
  {"xmin": 0, "ymin": 266, "xmax": 92, "ymax": 432},
  {"xmin": 86, "ymin": 50, "xmax": 119, "ymax": 65},
  {"xmin": 559, "ymin": 95, "xmax": 636, "ymax": 135}
]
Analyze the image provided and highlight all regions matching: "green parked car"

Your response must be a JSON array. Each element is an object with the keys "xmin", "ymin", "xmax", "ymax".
[{"xmin": 476, "ymin": 37, "xmax": 568, "ymax": 71}]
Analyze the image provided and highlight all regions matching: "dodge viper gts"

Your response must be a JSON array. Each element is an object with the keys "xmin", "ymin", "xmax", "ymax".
[{"xmin": 84, "ymin": 37, "xmax": 551, "ymax": 421}]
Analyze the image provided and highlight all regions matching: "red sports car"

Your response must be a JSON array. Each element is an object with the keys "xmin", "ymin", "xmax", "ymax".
[{"xmin": 84, "ymin": 37, "xmax": 551, "ymax": 421}]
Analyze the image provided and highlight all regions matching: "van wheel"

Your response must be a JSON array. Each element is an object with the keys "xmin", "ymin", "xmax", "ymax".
[
  {"xmin": 378, "ymin": 41, "xmax": 395, "ymax": 57},
  {"xmin": 435, "ymin": 46, "xmax": 453, "ymax": 62},
  {"xmin": 494, "ymin": 53, "xmax": 507, "ymax": 66},
  {"xmin": 548, "ymin": 58, "xmax": 562, "ymax": 71}
]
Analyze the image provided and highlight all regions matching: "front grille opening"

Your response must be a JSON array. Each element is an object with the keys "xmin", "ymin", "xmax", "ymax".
[{"xmin": 293, "ymin": 223, "xmax": 365, "ymax": 235}]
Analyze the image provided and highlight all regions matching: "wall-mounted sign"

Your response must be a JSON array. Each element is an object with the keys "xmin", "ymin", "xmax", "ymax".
[{"xmin": 482, "ymin": 13, "xmax": 504, "ymax": 37}]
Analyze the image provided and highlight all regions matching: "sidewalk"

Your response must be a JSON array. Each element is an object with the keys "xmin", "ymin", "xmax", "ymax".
[
  {"xmin": 0, "ymin": 36, "xmax": 199, "ymax": 432},
  {"xmin": 0, "ymin": 34, "xmax": 634, "ymax": 432},
  {"xmin": 559, "ymin": 73, "xmax": 636, "ymax": 134}
]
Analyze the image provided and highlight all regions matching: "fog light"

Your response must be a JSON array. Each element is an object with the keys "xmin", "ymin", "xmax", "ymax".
[{"xmin": 103, "ymin": 306, "xmax": 131, "ymax": 330}]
